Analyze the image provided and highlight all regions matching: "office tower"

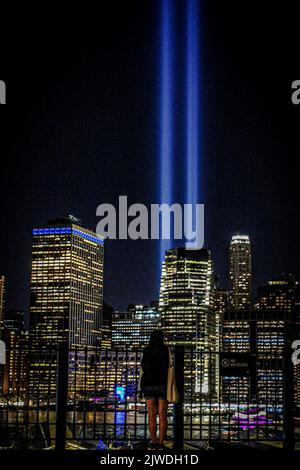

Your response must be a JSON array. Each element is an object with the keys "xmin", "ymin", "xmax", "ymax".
[
  {"xmin": 258, "ymin": 274, "xmax": 300, "ymax": 404},
  {"xmin": 112, "ymin": 304, "xmax": 160, "ymax": 348},
  {"xmin": 0, "ymin": 276, "xmax": 5, "ymax": 394},
  {"xmin": 229, "ymin": 234, "xmax": 252, "ymax": 310},
  {"xmin": 29, "ymin": 217, "xmax": 104, "ymax": 399},
  {"xmin": 222, "ymin": 310, "xmax": 252, "ymax": 403},
  {"xmin": 214, "ymin": 283, "xmax": 228, "ymax": 349},
  {"xmin": 258, "ymin": 274, "xmax": 299, "ymax": 312},
  {"xmin": 222, "ymin": 310, "xmax": 292, "ymax": 404},
  {"xmin": 214, "ymin": 284, "xmax": 228, "ymax": 396},
  {"xmin": 101, "ymin": 303, "xmax": 114, "ymax": 349},
  {"xmin": 30, "ymin": 217, "xmax": 103, "ymax": 347},
  {"xmin": 293, "ymin": 285, "xmax": 300, "ymax": 407},
  {"xmin": 160, "ymin": 248, "xmax": 215, "ymax": 346},
  {"xmin": 0, "ymin": 275, "xmax": 5, "ymax": 331},
  {"xmin": 159, "ymin": 247, "xmax": 216, "ymax": 398},
  {"xmin": 2, "ymin": 310, "xmax": 29, "ymax": 398}
]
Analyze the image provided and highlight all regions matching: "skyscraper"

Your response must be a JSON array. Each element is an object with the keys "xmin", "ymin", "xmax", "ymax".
[
  {"xmin": 112, "ymin": 304, "xmax": 160, "ymax": 348},
  {"xmin": 0, "ymin": 276, "xmax": 5, "ymax": 396},
  {"xmin": 101, "ymin": 302, "xmax": 114, "ymax": 349},
  {"xmin": 30, "ymin": 217, "xmax": 104, "ymax": 347},
  {"xmin": 29, "ymin": 217, "xmax": 104, "ymax": 398},
  {"xmin": 0, "ymin": 275, "xmax": 5, "ymax": 332},
  {"xmin": 160, "ymin": 248, "xmax": 215, "ymax": 345},
  {"xmin": 258, "ymin": 274, "xmax": 300, "ymax": 405},
  {"xmin": 214, "ymin": 282, "xmax": 228, "ymax": 350},
  {"xmin": 2, "ymin": 310, "xmax": 29, "ymax": 398},
  {"xmin": 159, "ymin": 247, "xmax": 216, "ymax": 398},
  {"xmin": 258, "ymin": 274, "xmax": 299, "ymax": 313},
  {"xmin": 214, "ymin": 283, "xmax": 228, "ymax": 395},
  {"xmin": 222, "ymin": 309, "xmax": 292, "ymax": 404},
  {"xmin": 229, "ymin": 234, "xmax": 252, "ymax": 310}
]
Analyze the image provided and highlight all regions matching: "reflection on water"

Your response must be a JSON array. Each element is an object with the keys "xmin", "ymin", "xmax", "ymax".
[{"xmin": 0, "ymin": 409, "xmax": 283, "ymax": 449}]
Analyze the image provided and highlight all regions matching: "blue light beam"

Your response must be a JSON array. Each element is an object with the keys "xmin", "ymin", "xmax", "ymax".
[
  {"xmin": 186, "ymin": 0, "xmax": 199, "ymax": 237},
  {"xmin": 160, "ymin": 0, "xmax": 174, "ymax": 264}
]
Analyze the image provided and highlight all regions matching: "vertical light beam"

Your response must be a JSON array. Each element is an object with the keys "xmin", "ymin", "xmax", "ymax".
[
  {"xmin": 160, "ymin": 0, "xmax": 173, "ymax": 263},
  {"xmin": 186, "ymin": 0, "xmax": 199, "ymax": 236}
]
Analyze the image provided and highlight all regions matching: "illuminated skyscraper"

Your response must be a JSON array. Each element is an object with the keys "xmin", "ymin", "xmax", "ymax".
[
  {"xmin": 0, "ymin": 275, "xmax": 5, "ymax": 332},
  {"xmin": 229, "ymin": 234, "xmax": 252, "ymax": 310},
  {"xmin": 159, "ymin": 247, "xmax": 216, "ymax": 398},
  {"xmin": 222, "ymin": 310, "xmax": 252, "ymax": 402},
  {"xmin": 30, "ymin": 217, "xmax": 103, "ymax": 347},
  {"xmin": 101, "ymin": 302, "xmax": 113, "ymax": 349},
  {"xmin": 160, "ymin": 248, "xmax": 215, "ymax": 345},
  {"xmin": 2, "ymin": 310, "xmax": 29, "ymax": 398},
  {"xmin": 29, "ymin": 217, "xmax": 104, "ymax": 398},
  {"xmin": 258, "ymin": 274, "xmax": 300, "ymax": 405},
  {"xmin": 258, "ymin": 274, "xmax": 299, "ymax": 312},
  {"xmin": 214, "ymin": 283, "xmax": 228, "ymax": 350},
  {"xmin": 222, "ymin": 309, "xmax": 292, "ymax": 404},
  {"xmin": 112, "ymin": 304, "xmax": 160, "ymax": 348},
  {"xmin": 0, "ymin": 276, "xmax": 5, "ymax": 394},
  {"xmin": 214, "ymin": 284, "xmax": 228, "ymax": 395}
]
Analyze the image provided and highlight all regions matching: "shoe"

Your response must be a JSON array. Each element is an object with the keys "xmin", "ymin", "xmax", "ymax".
[
  {"xmin": 157, "ymin": 444, "xmax": 167, "ymax": 451},
  {"xmin": 148, "ymin": 442, "xmax": 157, "ymax": 451}
]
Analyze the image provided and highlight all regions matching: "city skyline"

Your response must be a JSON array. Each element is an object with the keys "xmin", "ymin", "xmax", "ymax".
[
  {"xmin": 0, "ymin": 223, "xmax": 299, "ymax": 316},
  {"xmin": 1, "ymin": 1, "xmax": 299, "ymax": 314},
  {"xmin": 0, "ymin": 0, "xmax": 299, "ymax": 458},
  {"xmin": 1, "ymin": 223, "xmax": 299, "ymax": 450}
]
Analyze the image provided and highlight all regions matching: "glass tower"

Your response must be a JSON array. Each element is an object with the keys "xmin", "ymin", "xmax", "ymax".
[
  {"xmin": 0, "ymin": 275, "xmax": 5, "ymax": 331},
  {"xmin": 112, "ymin": 304, "xmax": 160, "ymax": 348},
  {"xmin": 29, "ymin": 217, "xmax": 104, "ymax": 400},
  {"xmin": 2, "ymin": 310, "xmax": 28, "ymax": 398},
  {"xmin": 159, "ymin": 247, "xmax": 216, "ymax": 399},
  {"xmin": 229, "ymin": 234, "xmax": 252, "ymax": 310},
  {"xmin": 258, "ymin": 274, "xmax": 300, "ymax": 405}
]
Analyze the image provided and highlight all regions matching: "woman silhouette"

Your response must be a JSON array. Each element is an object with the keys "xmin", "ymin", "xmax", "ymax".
[{"xmin": 140, "ymin": 330, "xmax": 169, "ymax": 450}]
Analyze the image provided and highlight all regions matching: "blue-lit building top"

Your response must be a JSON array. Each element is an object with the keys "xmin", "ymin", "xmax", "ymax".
[
  {"xmin": 32, "ymin": 224, "xmax": 104, "ymax": 246},
  {"xmin": 30, "ymin": 217, "xmax": 104, "ymax": 348}
]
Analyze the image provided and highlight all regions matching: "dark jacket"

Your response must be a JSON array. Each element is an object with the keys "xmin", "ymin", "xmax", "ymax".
[{"xmin": 140, "ymin": 344, "xmax": 169, "ymax": 388}]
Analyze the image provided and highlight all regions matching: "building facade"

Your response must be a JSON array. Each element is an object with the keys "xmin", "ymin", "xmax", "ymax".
[
  {"xmin": 258, "ymin": 274, "xmax": 300, "ymax": 405},
  {"xmin": 222, "ymin": 310, "xmax": 292, "ymax": 404},
  {"xmin": 159, "ymin": 247, "xmax": 216, "ymax": 399},
  {"xmin": 0, "ymin": 275, "xmax": 5, "ymax": 331},
  {"xmin": 101, "ymin": 303, "xmax": 113, "ymax": 349},
  {"xmin": 214, "ymin": 285, "xmax": 228, "ymax": 397},
  {"xmin": 1, "ymin": 310, "xmax": 29, "ymax": 398},
  {"xmin": 29, "ymin": 217, "xmax": 104, "ymax": 400},
  {"xmin": 112, "ymin": 304, "xmax": 160, "ymax": 348},
  {"xmin": 229, "ymin": 234, "xmax": 252, "ymax": 310}
]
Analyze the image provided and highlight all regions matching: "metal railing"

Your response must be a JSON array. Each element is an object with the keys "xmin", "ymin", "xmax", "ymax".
[{"xmin": 0, "ymin": 344, "xmax": 297, "ymax": 450}]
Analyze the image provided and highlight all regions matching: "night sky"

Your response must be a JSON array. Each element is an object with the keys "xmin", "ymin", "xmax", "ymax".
[{"xmin": 0, "ymin": 1, "xmax": 299, "ymax": 318}]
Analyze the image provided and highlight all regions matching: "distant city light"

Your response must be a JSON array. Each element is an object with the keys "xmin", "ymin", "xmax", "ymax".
[{"xmin": 115, "ymin": 385, "xmax": 125, "ymax": 402}]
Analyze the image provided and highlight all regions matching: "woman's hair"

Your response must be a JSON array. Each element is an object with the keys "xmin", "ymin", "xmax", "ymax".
[{"xmin": 149, "ymin": 329, "xmax": 165, "ymax": 350}]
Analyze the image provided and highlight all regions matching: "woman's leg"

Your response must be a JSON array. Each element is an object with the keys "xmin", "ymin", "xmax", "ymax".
[
  {"xmin": 158, "ymin": 399, "xmax": 168, "ymax": 445},
  {"xmin": 146, "ymin": 399, "xmax": 158, "ymax": 443}
]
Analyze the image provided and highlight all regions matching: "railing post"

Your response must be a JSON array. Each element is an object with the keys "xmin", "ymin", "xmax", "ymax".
[
  {"xmin": 283, "ymin": 346, "xmax": 294, "ymax": 451},
  {"xmin": 55, "ymin": 341, "xmax": 68, "ymax": 450},
  {"xmin": 174, "ymin": 345, "xmax": 184, "ymax": 450}
]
